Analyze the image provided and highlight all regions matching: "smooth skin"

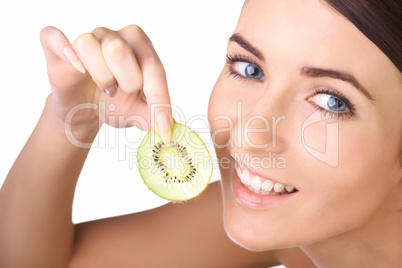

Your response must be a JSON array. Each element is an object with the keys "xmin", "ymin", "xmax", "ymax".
[
  {"xmin": 210, "ymin": 0, "xmax": 402, "ymax": 267},
  {"xmin": 0, "ymin": 0, "xmax": 401, "ymax": 267}
]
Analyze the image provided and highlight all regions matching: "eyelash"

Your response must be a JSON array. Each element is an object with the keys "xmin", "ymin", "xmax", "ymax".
[
  {"xmin": 226, "ymin": 54, "xmax": 264, "ymax": 82},
  {"xmin": 308, "ymin": 88, "xmax": 356, "ymax": 120},
  {"xmin": 226, "ymin": 54, "xmax": 356, "ymax": 120}
]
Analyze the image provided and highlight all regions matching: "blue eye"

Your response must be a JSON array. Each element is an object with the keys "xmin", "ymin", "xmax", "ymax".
[
  {"xmin": 310, "ymin": 94, "xmax": 348, "ymax": 112},
  {"xmin": 233, "ymin": 62, "xmax": 265, "ymax": 81},
  {"xmin": 310, "ymin": 94, "xmax": 349, "ymax": 113},
  {"xmin": 307, "ymin": 88, "xmax": 356, "ymax": 120}
]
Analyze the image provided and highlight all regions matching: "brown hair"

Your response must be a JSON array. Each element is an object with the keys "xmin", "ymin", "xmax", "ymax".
[{"xmin": 324, "ymin": 0, "xmax": 402, "ymax": 72}]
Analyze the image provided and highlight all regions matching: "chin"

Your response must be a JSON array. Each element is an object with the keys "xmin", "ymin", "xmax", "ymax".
[
  {"xmin": 221, "ymin": 193, "xmax": 317, "ymax": 252},
  {"xmin": 221, "ymin": 204, "xmax": 285, "ymax": 251},
  {"xmin": 223, "ymin": 219, "xmax": 270, "ymax": 251}
]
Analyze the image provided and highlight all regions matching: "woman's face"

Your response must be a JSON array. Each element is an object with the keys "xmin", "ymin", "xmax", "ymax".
[{"xmin": 208, "ymin": 0, "xmax": 402, "ymax": 250}]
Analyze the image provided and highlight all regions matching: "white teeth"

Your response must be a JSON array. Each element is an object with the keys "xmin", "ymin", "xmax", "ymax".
[
  {"xmin": 246, "ymin": 185, "xmax": 259, "ymax": 194},
  {"xmin": 250, "ymin": 176, "xmax": 262, "ymax": 191},
  {"xmin": 274, "ymin": 183, "xmax": 285, "ymax": 193},
  {"xmin": 261, "ymin": 180, "xmax": 273, "ymax": 191},
  {"xmin": 240, "ymin": 170, "xmax": 251, "ymax": 185},
  {"xmin": 285, "ymin": 186, "xmax": 295, "ymax": 192},
  {"xmin": 235, "ymin": 163, "xmax": 296, "ymax": 194}
]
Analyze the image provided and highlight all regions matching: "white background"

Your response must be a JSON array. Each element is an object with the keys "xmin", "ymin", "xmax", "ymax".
[{"xmin": 0, "ymin": 1, "xmax": 284, "ymax": 267}]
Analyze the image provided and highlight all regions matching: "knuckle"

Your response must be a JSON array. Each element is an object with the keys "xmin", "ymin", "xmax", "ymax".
[
  {"xmin": 121, "ymin": 24, "xmax": 144, "ymax": 36},
  {"xmin": 73, "ymin": 33, "xmax": 97, "ymax": 51},
  {"xmin": 147, "ymin": 92, "xmax": 166, "ymax": 103},
  {"xmin": 142, "ymin": 56, "xmax": 163, "ymax": 71},
  {"xmin": 92, "ymin": 26, "xmax": 110, "ymax": 35},
  {"xmin": 124, "ymin": 24, "xmax": 141, "ymax": 32},
  {"xmin": 103, "ymin": 38, "xmax": 129, "ymax": 57},
  {"xmin": 146, "ymin": 62, "xmax": 166, "ymax": 79}
]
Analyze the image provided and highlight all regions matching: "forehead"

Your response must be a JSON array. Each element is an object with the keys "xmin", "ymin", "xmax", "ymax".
[
  {"xmin": 240, "ymin": 0, "xmax": 350, "ymax": 37},
  {"xmin": 237, "ymin": 0, "xmax": 369, "ymax": 68}
]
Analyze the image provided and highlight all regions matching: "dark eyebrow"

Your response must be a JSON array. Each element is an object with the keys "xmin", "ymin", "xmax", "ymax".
[
  {"xmin": 229, "ymin": 33, "xmax": 265, "ymax": 62},
  {"xmin": 300, "ymin": 66, "xmax": 375, "ymax": 101}
]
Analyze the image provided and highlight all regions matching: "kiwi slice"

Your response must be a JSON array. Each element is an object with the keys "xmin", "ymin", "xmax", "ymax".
[{"xmin": 137, "ymin": 122, "xmax": 212, "ymax": 202}]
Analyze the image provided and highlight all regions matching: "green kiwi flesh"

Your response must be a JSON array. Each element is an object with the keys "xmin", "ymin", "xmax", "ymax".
[{"xmin": 137, "ymin": 122, "xmax": 212, "ymax": 202}]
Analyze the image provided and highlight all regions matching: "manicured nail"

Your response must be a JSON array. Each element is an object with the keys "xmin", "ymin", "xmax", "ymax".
[
  {"xmin": 105, "ymin": 85, "xmax": 117, "ymax": 96},
  {"xmin": 140, "ymin": 89, "xmax": 147, "ymax": 102},
  {"xmin": 157, "ymin": 113, "xmax": 172, "ymax": 144},
  {"xmin": 62, "ymin": 46, "xmax": 86, "ymax": 74}
]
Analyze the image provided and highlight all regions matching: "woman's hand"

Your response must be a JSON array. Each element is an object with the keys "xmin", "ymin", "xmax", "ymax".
[
  {"xmin": 0, "ymin": 25, "xmax": 173, "ymax": 268},
  {"xmin": 40, "ymin": 25, "xmax": 173, "ymax": 143}
]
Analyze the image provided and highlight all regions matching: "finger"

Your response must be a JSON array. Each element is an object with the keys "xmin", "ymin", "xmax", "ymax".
[
  {"xmin": 119, "ymin": 25, "xmax": 173, "ymax": 144},
  {"xmin": 72, "ymin": 32, "xmax": 117, "ymax": 94},
  {"xmin": 91, "ymin": 26, "xmax": 114, "ymax": 41},
  {"xmin": 40, "ymin": 26, "xmax": 86, "ymax": 74},
  {"xmin": 92, "ymin": 27, "xmax": 143, "ymax": 94}
]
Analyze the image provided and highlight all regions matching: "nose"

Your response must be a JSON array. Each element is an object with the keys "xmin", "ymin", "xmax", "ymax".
[{"xmin": 231, "ymin": 89, "xmax": 294, "ymax": 155}]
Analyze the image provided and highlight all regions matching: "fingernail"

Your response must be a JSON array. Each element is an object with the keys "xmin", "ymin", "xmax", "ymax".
[
  {"xmin": 157, "ymin": 113, "xmax": 172, "ymax": 145},
  {"xmin": 140, "ymin": 89, "xmax": 147, "ymax": 102},
  {"xmin": 62, "ymin": 46, "xmax": 86, "ymax": 74},
  {"xmin": 105, "ymin": 85, "xmax": 117, "ymax": 96}
]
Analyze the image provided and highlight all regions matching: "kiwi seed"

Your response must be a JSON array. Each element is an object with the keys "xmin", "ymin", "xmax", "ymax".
[{"xmin": 137, "ymin": 122, "xmax": 212, "ymax": 202}]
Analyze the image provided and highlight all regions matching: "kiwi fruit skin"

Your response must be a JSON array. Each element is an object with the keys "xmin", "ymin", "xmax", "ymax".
[{"xmin": 137, "ymin": 122, "xmax": 212, "ymax": 202}]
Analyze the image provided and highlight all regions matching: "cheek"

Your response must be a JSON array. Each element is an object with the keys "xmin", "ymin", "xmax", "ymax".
[
  {"xmin": 338, "ymin": 124, "xmax": 399, "ymax": 197},
  {"xmin": 296, "ymin": 122, "xmax": 400, "ymax": 240},
  {"xmin": 338, "ymin": 117, "xmax": 401, "ymax": 196}
]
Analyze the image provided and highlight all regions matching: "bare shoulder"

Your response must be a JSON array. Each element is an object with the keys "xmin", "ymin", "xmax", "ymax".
[{"xmin": 68, "ymin": 181, "xmax": 280, "ymax": 268}]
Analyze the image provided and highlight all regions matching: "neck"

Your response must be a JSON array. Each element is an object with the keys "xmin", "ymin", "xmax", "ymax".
[{"xmin": 301, "ymin": 184, "xmax": 402, "ymax": 267}]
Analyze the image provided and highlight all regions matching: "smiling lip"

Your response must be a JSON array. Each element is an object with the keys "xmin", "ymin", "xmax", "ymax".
[{"xmin": 232, "ymin": 161, "xmax": 298, "ymax": 209}]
